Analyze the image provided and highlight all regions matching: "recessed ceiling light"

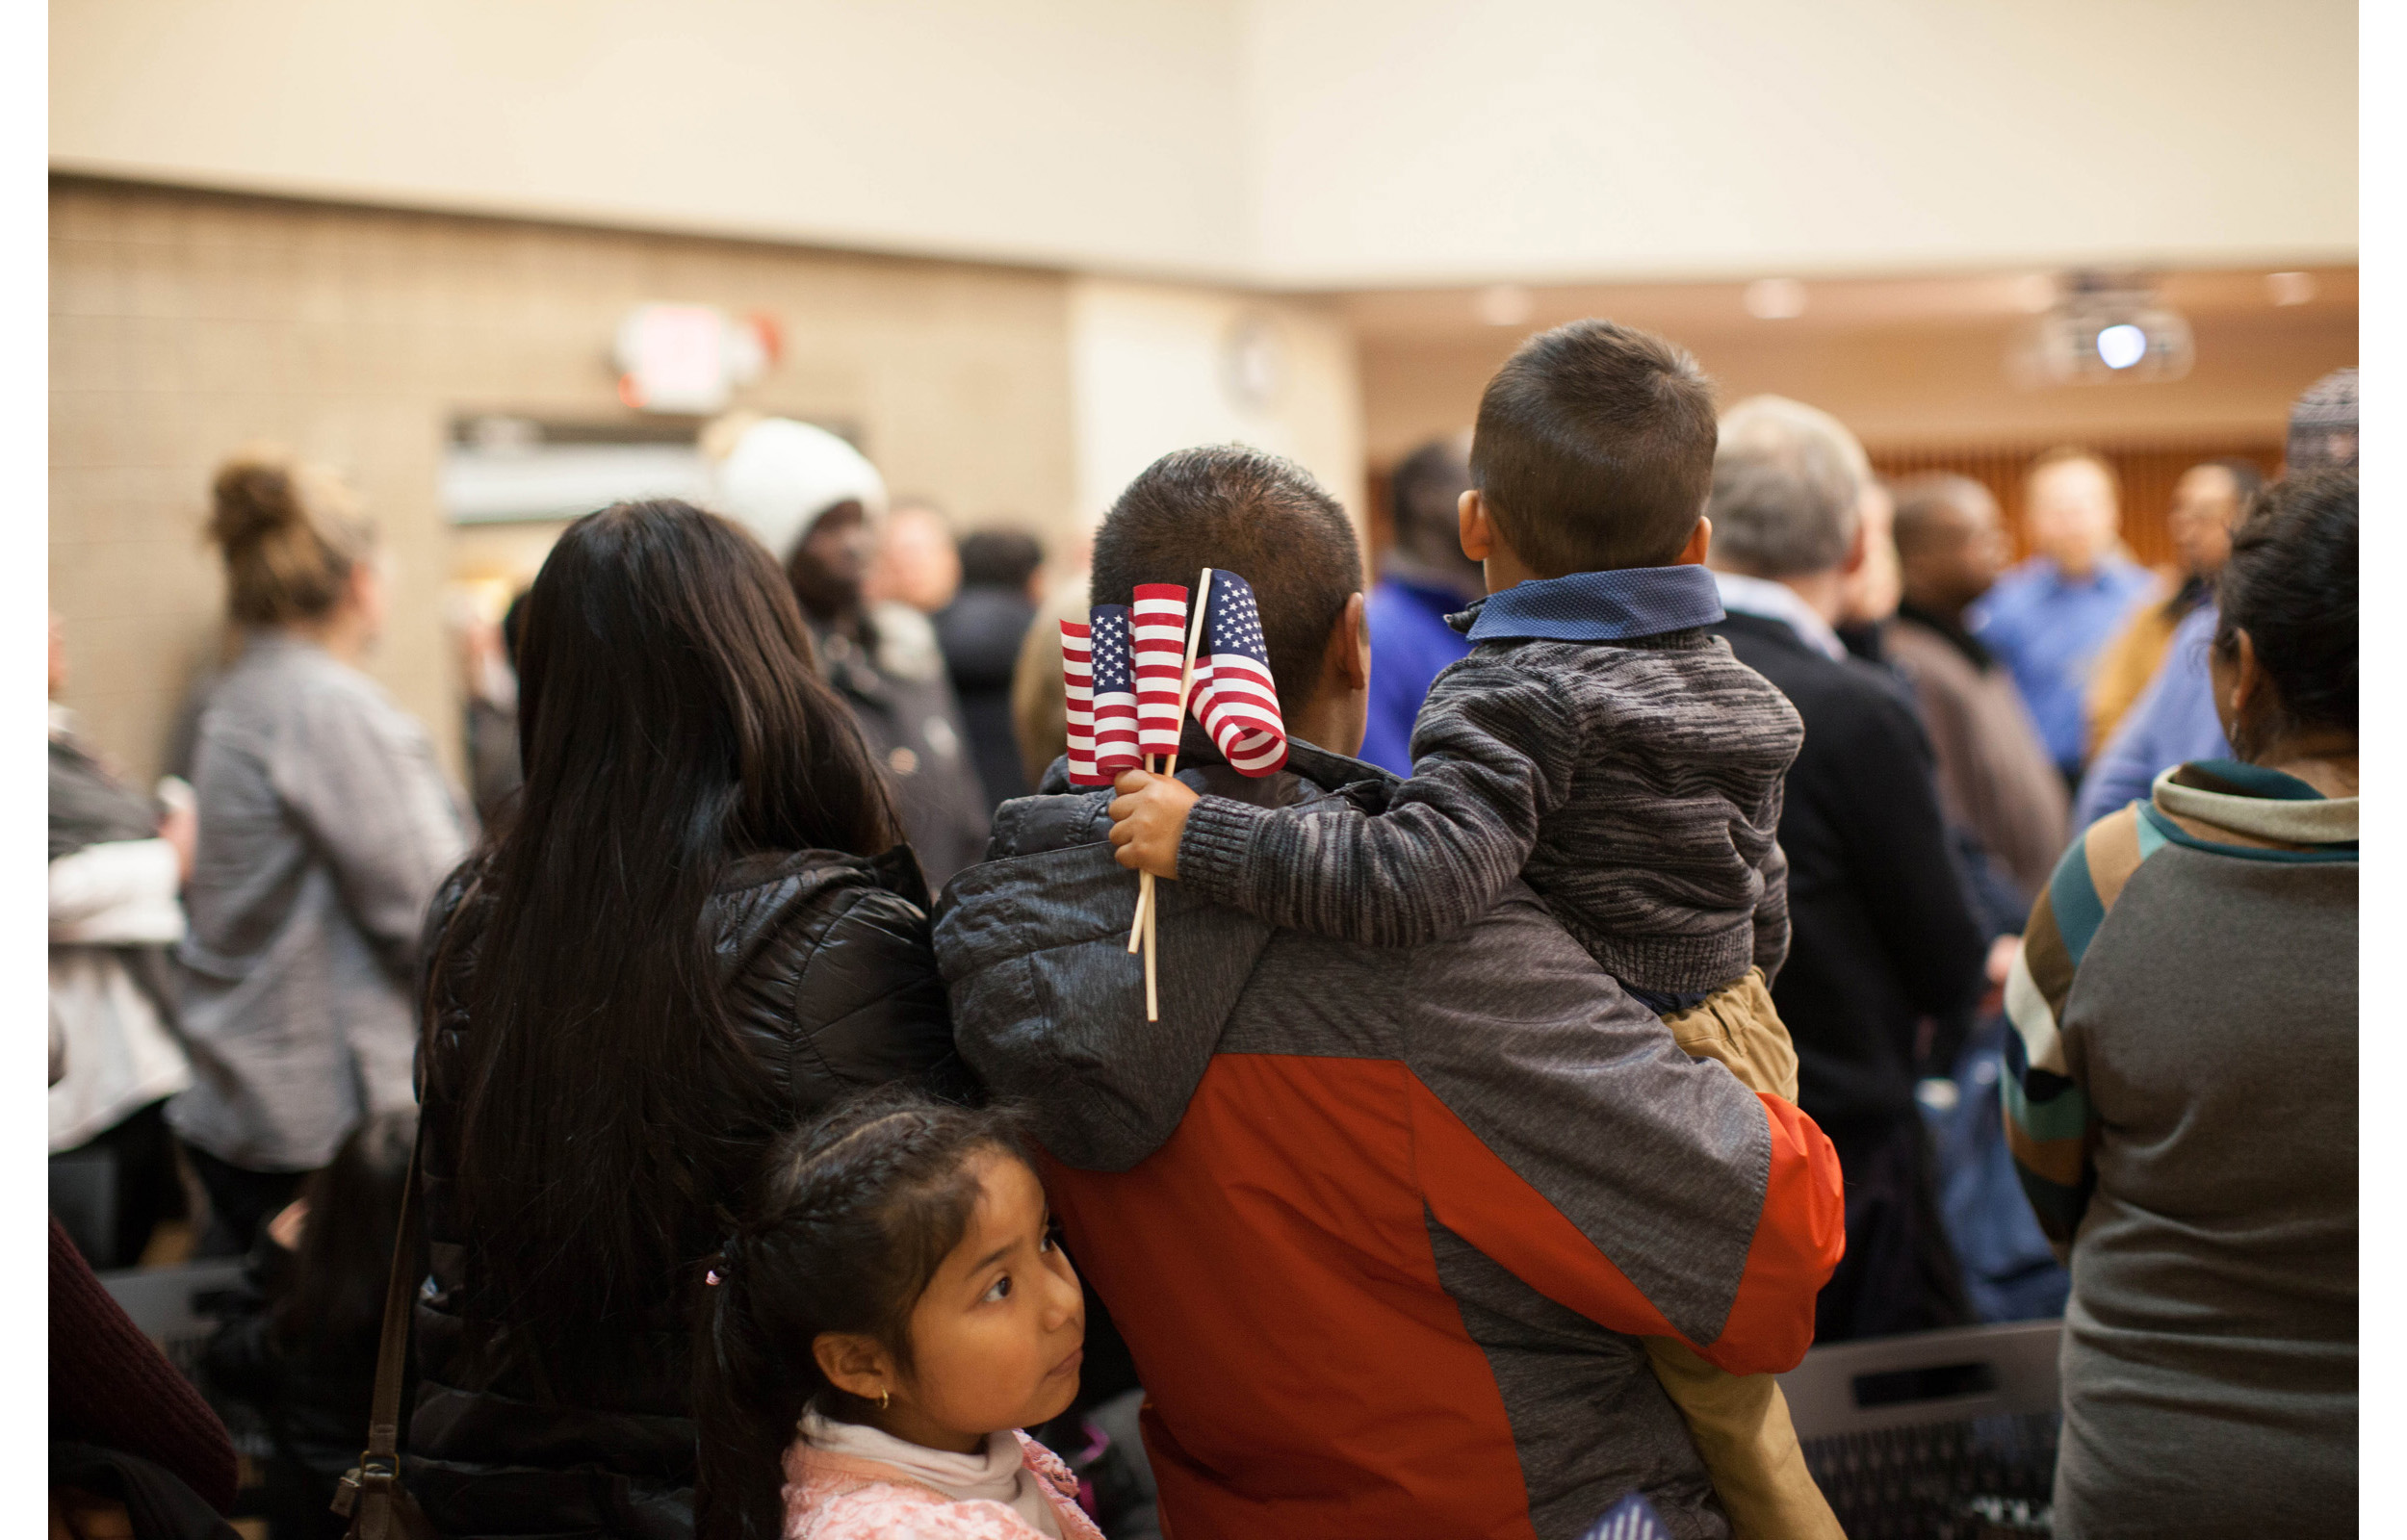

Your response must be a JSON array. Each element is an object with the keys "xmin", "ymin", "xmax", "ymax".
[
  {"xmin": 1473, "ymin": 284, "xmax": 1534, "ymax": 326},
  {"xmin": 2266, "ymin": 271, "xmax": 2316, "ymax": 306},
  {"xmin": 1744, "ymin": 278, "xmax": 1807, "ymax": 320}
]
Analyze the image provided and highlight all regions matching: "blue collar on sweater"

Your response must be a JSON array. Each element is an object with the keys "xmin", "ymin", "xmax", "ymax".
[{"xmin": 1448, "ymin": 564, "xmax": 1725, "ymax": 643}]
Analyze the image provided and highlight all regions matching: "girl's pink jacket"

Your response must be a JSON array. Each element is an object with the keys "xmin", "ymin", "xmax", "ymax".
[{"xmin": 781, "ymin": 1431, "xmax": 1108, "ymax": 1540}]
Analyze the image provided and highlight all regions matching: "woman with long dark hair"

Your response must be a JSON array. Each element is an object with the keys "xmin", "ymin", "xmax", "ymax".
[{"xmin": 409, "ymin": 500, "xmax": 967, "ymax": 1539}]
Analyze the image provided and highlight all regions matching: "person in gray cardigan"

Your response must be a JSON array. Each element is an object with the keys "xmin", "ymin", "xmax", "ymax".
[{"xmin": 171, "ymin": 453, "xmax": 465, "ymax": 1254}]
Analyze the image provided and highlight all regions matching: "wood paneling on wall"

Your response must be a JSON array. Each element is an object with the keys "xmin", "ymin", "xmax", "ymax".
[{"xmin": 1868, "ymin": 441, "xmax": 2285, "ymax": 573}]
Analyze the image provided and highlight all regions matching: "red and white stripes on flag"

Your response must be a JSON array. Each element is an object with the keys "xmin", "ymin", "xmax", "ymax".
[
  {"xmin": 1060, "ymin": 619, "xmax": 1103, "ymax": 786},
  {"xmin": 1086, "ymin": 603, "xmax": 1143, "ymax": 779},
  {"xmin": 1193, "ymin": 570, "xmax": 1288, "ymax": 776},
  {"xmin": 1131, "ymin": 583, "xmax": 1191, "ymax": 759}
]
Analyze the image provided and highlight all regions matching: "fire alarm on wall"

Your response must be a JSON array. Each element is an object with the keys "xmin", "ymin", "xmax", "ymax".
[{"xmin": 613, "ymin": 303, "xmax": 781, "ymax": 413}]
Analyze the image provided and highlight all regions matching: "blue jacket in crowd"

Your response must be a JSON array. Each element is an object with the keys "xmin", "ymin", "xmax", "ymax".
[
  {"xmin": 1360, "ymin": 576, "xmax": 1475, "ymax": 775},
  {"xmin": 2071, "ymin": 603, "xmax": 2231, "ymax": 830}
]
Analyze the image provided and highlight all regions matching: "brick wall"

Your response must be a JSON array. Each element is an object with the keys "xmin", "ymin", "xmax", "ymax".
[{"xmin": 50, "ymin": 176, "xmax": 1078, "ymax": 786}]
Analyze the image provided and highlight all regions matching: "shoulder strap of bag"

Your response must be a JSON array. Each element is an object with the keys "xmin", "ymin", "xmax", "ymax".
[{"xmin": 332, "ymin": 1116, "xmax": 439, "ymax": 1540}]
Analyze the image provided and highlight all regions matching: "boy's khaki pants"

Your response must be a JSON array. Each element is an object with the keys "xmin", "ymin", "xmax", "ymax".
[{"xmin": 1651, "ymin": 970, "xmax": 1847, "ymax": 1540}]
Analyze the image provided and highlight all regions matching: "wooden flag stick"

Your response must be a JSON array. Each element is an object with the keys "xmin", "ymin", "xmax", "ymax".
[
  {"xmin": 1162, "ymin": 566, "xmax": 1216, "ymax": 780},
  {"xmin": 1126, "ymin": 750, "xmax": 1155, "ymax": 955},
  {"xmin": 1130, "ymin": 568, "xmax": 1216, "ymax": 962},
  {"xmin": 1143, "ymin": 875, "xmax": 1159, "ymax": 1020}
]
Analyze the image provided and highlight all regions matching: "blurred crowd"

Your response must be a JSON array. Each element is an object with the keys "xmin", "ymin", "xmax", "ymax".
[{"xmin": 48, "ymin": 340, "xmax": 2356, "ymax": 1540}]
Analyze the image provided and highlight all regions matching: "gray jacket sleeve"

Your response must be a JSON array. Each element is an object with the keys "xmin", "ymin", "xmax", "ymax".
[
  {"xmin": 1174, "ymin": 657, "xmax": 1575, "ymax": 948},
  {"xmin": 1751, "ymin": 788, "xmax": 1792, "ymax": 983},
  {"xmin": 272, "ymin": 682, "xmax": 466, "ymax": 983}
]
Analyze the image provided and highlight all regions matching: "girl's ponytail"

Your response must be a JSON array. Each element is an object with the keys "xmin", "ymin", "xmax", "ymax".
[
  {"xmin": 692, "ymin": 1232, "xmax": 824, "ymax": 1540},
  {"xmin": 691, "ymin": 1088, "xmax": 1029, "ymax": 1540}
]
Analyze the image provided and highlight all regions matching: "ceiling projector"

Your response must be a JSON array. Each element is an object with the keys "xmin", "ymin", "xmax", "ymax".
[{"xmin": 2012, "ymin": 272, "xmax": 2194, "ymax": 386}]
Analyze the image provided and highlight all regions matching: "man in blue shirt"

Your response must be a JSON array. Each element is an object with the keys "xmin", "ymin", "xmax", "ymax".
[
  {"xmin": 1360, "ymin": 436, "xmax": 1482, "ymax": 774},
  {"xmin": 1968, "ymin": 448, "xmax": 2155, "ymax": 784}
]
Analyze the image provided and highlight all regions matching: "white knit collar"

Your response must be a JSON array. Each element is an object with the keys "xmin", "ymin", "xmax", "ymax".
[{"xmin": 798, "ymin": 1411, "xmax": 1061, "ymax": 1537}]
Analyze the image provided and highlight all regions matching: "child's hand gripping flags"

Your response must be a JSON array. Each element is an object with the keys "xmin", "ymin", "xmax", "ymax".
[{"xmin": 1057, "ymin": 571, "xmax": 1289, "ymax": 1021}]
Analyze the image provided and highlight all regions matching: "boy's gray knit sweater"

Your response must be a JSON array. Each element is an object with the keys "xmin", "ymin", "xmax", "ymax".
[{"xmin": 1176, "ymin": 627, "xmax": 1803, "ymax": 993}]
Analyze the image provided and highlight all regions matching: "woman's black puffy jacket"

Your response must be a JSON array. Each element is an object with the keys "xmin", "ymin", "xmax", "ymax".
[{"xmin": 403, "ymin": 846, "xmax": 970, "ymax": 1539}]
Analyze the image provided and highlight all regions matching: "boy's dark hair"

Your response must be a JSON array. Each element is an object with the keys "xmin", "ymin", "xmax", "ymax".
[
  {"xmin": 2213, "ymin": 467, "xmax": 2357, "ymax": 746},
  {"xmin": 1469, "ymin": 320, "xmax": 1719, "ymax": 576},
  {"xmin": 693, "ymin": 1086, "xmax": 1033, "ymax": 1540},
  {"xmin": 1091, "ymin": 446, "xmax": 1362, "ymax": 714}
]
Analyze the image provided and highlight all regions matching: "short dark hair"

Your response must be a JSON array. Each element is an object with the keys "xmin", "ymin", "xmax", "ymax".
[
  {"xmin": 2213, "ymin": 468, "xmax": 2356, "ymax": 742},
  {"xmin": 1092, "ymin": 446, "xmax": 1362, "ymax": 713},
  {"xmin": 1890, "ymin": 473, "xmax": 1999, "ymax": 556},
  {"xmin": 1469, "ymin": 320, "xmax": 1719, "ymax": 576},
  {"xmin": 957, "ymin": 528, "xmax": 1045, "ymax": 591},
  {"xmin": 1386, "ymin": 437, "xmax": 1475, "ymax": 574}
]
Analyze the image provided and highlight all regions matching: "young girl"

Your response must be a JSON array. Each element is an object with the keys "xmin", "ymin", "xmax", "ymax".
[{"xmin": 696, "ymin": 1090, "xmax": 1101, "ymax": 1540}]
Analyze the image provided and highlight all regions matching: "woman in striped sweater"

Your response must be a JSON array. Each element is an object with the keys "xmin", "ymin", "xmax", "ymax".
[{"xmin": 2003, "ymin": 468, "xmax": 2356, "ymax": 1540}]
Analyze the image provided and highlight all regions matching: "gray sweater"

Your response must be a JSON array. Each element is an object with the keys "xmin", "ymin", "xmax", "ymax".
[
  {"xmin": 1177, "ymin": 627, "xmax": 1802, "ymax": 994},
  {"xmin": 2005, "ymin": 760, "xmax": 2357, "ymax": 1538},
  {"xmin": 170, "ymin": 634, "xmax": 466, "ymax": 1171}
]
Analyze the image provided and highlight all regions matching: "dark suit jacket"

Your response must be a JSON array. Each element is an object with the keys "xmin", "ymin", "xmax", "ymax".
[{"xmin": 1712, "ymin": 611, "xmax": 1988, "ymax": 1127}]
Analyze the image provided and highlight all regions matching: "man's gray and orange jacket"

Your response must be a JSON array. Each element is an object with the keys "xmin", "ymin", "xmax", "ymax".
[{"xmin": 934, "ymin": 740, "xmax": 1845, "ymax": 1540}]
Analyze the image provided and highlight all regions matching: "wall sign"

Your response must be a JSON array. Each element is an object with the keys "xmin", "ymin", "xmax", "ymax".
[{"xmin": 612, "ymin": 303, "xmax": 781, "ymax": 413}]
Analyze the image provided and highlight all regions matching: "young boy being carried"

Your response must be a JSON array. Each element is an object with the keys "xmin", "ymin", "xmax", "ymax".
[{"xmin": 1107, "ymin": 319, "xmax": 1839, "ymax": 1540}]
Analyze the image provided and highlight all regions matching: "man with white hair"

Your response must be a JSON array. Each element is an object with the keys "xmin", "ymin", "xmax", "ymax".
[
  {"xmin": 711, "ymin": 417, "xmax": 990, "ymax": 887},
  {"xmin": 1705, "ymin": 396, "xmax": 1989, "ymax": 1342}
]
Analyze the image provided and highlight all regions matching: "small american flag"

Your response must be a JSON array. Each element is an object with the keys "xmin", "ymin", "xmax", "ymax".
[
  {"xmin": 1087, "ymin": 603, "xmax": 1143, "ymax": 779},
  {"xmin": 1192, "ymin": 571, "xmax": 1287, "ymax": 776},
  {"xmin": 1131, "ymin": 582, "xmax": 1191, "ymax": 758},
  {"xmin": 1060, "ymin": 619, "xmax": 1103, "ymax": 786}
]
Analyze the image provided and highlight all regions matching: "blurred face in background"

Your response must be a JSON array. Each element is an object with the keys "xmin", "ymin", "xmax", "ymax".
[
  {"xmin": 2024, "ymin": 456, "xmax": 2120, "ymax": 577},
  {"xmin": 1841, "ymin": 481, "xmax": 1901, "ymax": 628},
  {"xmin": 1900, "ymin": 490, "xmax": 2009, "ymax": 617},
  {"xmin": 49, "ymin": 610, "xmax": 66, "ymax": 699},
  {"xmin": 866, "ymin": 503, "xmax": 963, "ymax": 614},
  {"xmin": 789, "ymin": 500, "xmax": 873, "ymax": 620},
  {"xmin": 2166, "ymin": 463, "xmax": 2247, "ymax": 578},
  {"xmin": 349, "ymin": 553, "xmax": 391, "ymax": 649}
]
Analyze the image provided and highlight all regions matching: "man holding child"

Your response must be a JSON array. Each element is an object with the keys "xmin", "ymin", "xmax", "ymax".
[{"xmin": 937, "ymin": 322, "xmax": 1847, "ymax": 1540}]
